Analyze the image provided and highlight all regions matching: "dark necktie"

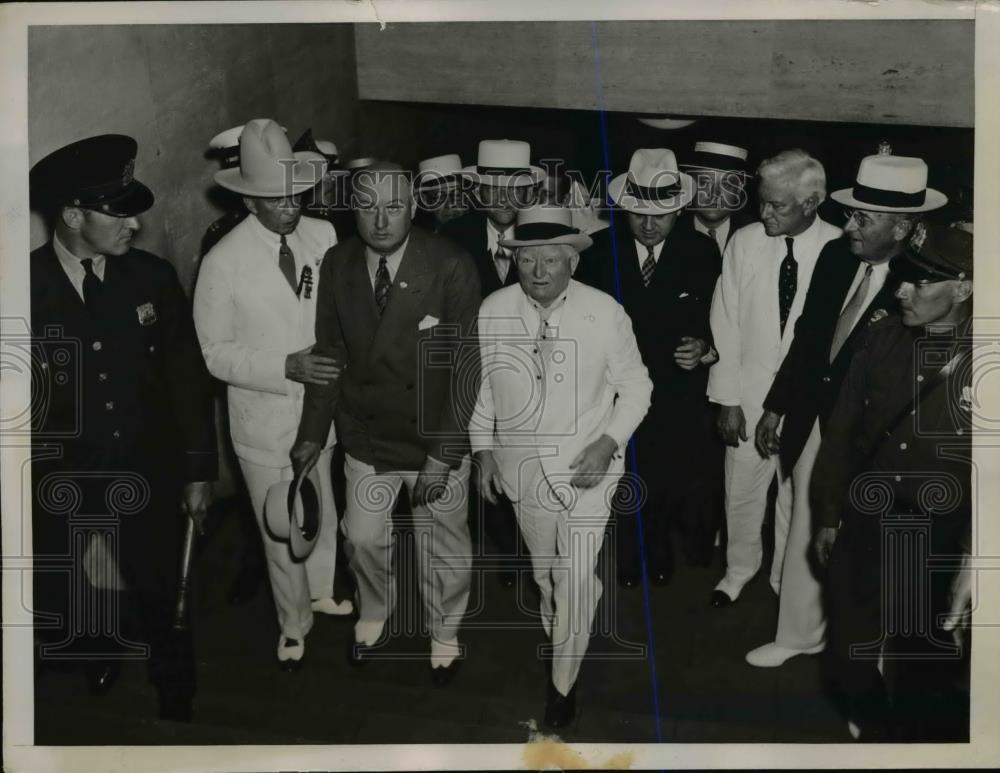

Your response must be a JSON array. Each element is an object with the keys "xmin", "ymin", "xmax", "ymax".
[
  {"xmin": 829, "ymin": 263, "xmax": 874, "ymax": 362},
  {"xmin": 374, "ymin": 255, "xmax": 391, "ymax": 315},
  {"xmin": 80, "ymin": 258, "xmax": 102, "ymax": 313},
  {"xmin": 778, "ymin": 237, "xmax": 797, "ymax": 336},
  {"xmin": 278, "ymin": 235, "xmax": 298, "ymax": 293},
  {"xmin": 707, "ymin": 227, "xmax": 718, "ymax": 247},
  {"xmin": 640, "ymin": 244, "xmax": 656, "ymax": 287}
]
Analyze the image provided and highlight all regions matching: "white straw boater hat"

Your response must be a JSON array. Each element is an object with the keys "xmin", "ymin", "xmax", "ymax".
[
  {"xmin": 264, "ymin": 468, "xmax": 323, "ymax": 561},
  {"xmin": 215, "ymin": 118, "xmax": 325, "ymax": 197},
  {"xmin": 415, "ymin": 153, "xmax": 463, "ymax": 192},
  {"xmin": 609, "ymin": 148, "xmax": 695, "ymax": 215},
  {"xmin": 682, "ymin": 141, "xmax": 750, "ymax": 177},
  {"xmin": 461, "ymin": 140, "xmax": 546, "ymax": 187},
  {"xmin": 830, "ymin": 154, "xmax": 947, "ymax": 213},
  {"xmin": 499, "ymin": 205, "xmax": 593, "ymax": 252}
]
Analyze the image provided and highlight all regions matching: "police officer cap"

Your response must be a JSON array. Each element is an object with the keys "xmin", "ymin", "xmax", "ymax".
[
  {"xmin": 30, "ymin": 134, "xmax": 154, "ymax": 217},
  {"xmin": 896, "ymin": 221, "xmax": 973, "ymax": 283}
]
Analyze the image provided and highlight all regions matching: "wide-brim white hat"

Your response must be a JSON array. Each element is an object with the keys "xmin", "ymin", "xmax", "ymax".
[
  {"xmin": 830, "ymin": 154, "xmax": 947, "ymax": 213},
  {"xmin": 214, "ymin": 119, "xmax": 326, "ymax": 197},
  {"xmin": 416, "ymin": 153, "xmax": 463, "ymax": 191},
  {"xmin": 264, "ymin": 468, "xmax": 322, "ymax": 561},
  {"xmin": 460, "ymin": 139, "xmax": 546, "ymax": 187},
  {"xmin": 609, "ymin": 148, "xmax": 695, "ymax": 215},
  {"xmin": 499, "ymin": 205, "xmax": 593, "ymax": 252}
]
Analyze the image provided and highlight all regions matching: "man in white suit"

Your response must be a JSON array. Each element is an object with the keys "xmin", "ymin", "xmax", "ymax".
[
  {"xmin": 707, "ymin": 149, "xmax": 842, "ymax": 608},
  {"xmin": 194, "ymin": 119, "xmax": 352, "ymax": 671},
  {"xmin": 471, "ymin": 206, "xmax": 652, "ymax": 728}
]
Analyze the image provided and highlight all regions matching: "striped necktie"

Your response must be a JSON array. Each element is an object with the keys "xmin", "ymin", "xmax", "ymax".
[
  {"xmin": 374, "ymin": 255, "xmax": 391, "ymax": 315},
  {"xmin": 640, "ymin": 244, "xmax": 656, "ymax": 287}
]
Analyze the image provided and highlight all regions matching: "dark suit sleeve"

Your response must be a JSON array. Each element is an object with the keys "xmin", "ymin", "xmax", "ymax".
[
  {"xmin": 298, "ymin": 246, "xmax": 347, "ymax": 444},
  {"xmin": 809, "ymin": 325, "xmax": 874, "ymax": 530},
  {"xmin": 764, "ymin": 243, "xmax": 836, "ymax": 416},
  {"xmin": 154, "ymin": 258, "xmax": 218, "ymax": 482},
  {"xmin": 426, "ymin": 244, "xmax": 482, "ymax": 467},
  {"xmin": 690, "ymin": 236, "xmax": 720, "ymax": 349}
]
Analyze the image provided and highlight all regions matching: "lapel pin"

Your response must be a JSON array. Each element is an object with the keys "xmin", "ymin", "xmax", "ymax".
[{"xmin": 399, "ymin": 281, "xmax": 408, "ymax": 289}]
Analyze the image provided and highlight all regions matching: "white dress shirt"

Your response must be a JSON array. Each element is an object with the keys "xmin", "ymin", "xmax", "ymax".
[
  {"xmin": 52, "ymin": 232, "xmax": 105, "ymax": 299},
  {"xmin": 365, "ymin": 237, "xmax": 409, "ymax": 290},
  {"xmin": 633, "ymin": 238, "xmax": 665, "ymax": 271},
  {"xmin": 693, "ymin": 215, "xmax": 731, "ymax": 255}
]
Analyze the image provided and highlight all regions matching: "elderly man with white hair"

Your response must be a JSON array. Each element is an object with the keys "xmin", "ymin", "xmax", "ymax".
[
  {"xmin": 707, "ymin": 149, "xmax": 842, "ymax": 608},
  {"xmin": 471, "ymin": 205, "xmax": 652, "ymax": 728}
]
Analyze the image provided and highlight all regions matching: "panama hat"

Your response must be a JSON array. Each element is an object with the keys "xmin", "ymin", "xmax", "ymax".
[
  {"xmin": 831, "ymin": 155, "xmax": 947, "ymax": 213},
  {"xmin": 461, "ymin": 140, "xmax": 546, "ymax": 187},
  {"xmin": 499, "ymin": 205, "xmax": 593, "ymax": 252},
  {"xmin": 264, "ymin": 468, "xmax": 323, "ymax": 561},
  {"xmin": 30, "ymin": 134, "xmax": 154, "ymax": 217},
  {"xmin": 683, "ymin": 141, "xmax": 750, "ymax": 177},
  {"xmin": 415, "ymin": 154, "xmax": 464, "ymax": 191},
  {"xmin": 214, "ymin": 119, "xmax": 325, "ymax": 198},
  {"xmin": 609, "ymin": 148, "xmax": 695, "ymax": 215}
]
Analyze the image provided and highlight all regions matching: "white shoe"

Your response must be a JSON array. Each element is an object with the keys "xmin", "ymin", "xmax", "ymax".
[
  {"xmin": 847, "ymin": 719, "xmax": 861, "ymax": 740},
  {"xmin": 745, "ymin": 641, "xmax": 825, "ymax": 668},
  {"xmin": 311, "ymin": 597, "xmax": 354, "ymax": 616},
  {"xmin": 277, "ymin": 635, "xmax": 305, "ymax": 662}
]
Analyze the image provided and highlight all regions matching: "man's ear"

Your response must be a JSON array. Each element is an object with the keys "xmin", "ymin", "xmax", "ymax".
[
  {"xmin": 409, "ymin": 191, "xmax": 418, "ymax": 221},
  {"xmin": 243, "ymin": 197, "xmax": 258, "ymax": 216},
  {"xmin": 569, "ymin": 252, "xmax": 580, "ymax": 276},
  {"xmin": 953, "ymin": 279, "xmax": 973, "ymax": 304},
  {"xmin": 801, "ymin": 193, "xmax": 819, "ymax": 217},
  {"xmin": 60, "ymin": 206, "xmax": 84, "ymax": 231},
  {"xmin": 893, "ymin": 216, "xmax": 916, "ymax": 243}
]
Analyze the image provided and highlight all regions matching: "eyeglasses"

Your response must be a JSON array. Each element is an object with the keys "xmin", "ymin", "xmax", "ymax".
[{"xmin": 843, "ymin": 208, "xmax": 876, "ymax": 228}]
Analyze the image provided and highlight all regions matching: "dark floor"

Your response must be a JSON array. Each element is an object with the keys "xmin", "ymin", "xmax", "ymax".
[{"xmin": 34, "ymin": 499, "xmax": 849, "ymax": 745}]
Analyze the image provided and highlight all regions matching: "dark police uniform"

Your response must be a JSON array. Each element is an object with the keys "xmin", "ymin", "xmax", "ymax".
[
  {"xmin": 811, "ymin": 223, "xmax": 973, "ymax": 741},
  {"xmin": 30, "ymin": 134, "xmax": 217, "ymax": 719}
]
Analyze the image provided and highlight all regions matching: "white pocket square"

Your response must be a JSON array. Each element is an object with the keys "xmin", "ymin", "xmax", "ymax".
[
  {"xmin": 418, "ymin": 315, "xmax": 440, "ymax": 331},
  {"xmin": 678, "ymin": 292, "xmax": 690, "ymax": 299}
]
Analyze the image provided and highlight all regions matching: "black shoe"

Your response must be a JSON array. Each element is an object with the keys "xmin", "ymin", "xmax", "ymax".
[
  {"xmin": 498, "ymin": 569, "xmax": 516, "ymax": 589},
  {"xmin": 430, "ymin": 659, "xmax": 461, "ymax": 687},
  {"xmin": 86, "ymin": 661, "xmax": 121, "ymax": 697},
  {"xmin": 543, "ymin": 683, "xmax": 577, "ymax": 729},
  {"xmin": 617, "ymin": 569, "xmax": 639, "ymax": 589},
  {"xmin": 710, "ymin": 590, "xmax": 734, "ymax": 608},
  {"xmin": 158, "ymin": 692, "xmax": 193, "ymax": 722},
  {"xmin": 227, "ymin": 564, "xmax": 264, "ymax": 606}
]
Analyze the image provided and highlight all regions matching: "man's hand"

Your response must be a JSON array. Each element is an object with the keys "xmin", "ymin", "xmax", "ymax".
[
  {"xmin": 473, "ymin": 450, "xmax": 504, "ymax": 505},
  {"xmin": 813, "ymin": 526, "xmax": 838, "ymax": 569},
  {"xmin": 941, "ymin": 552, "xmax": 973, "ymax": 648},
  {"xmin": 716, "ymin": 405, "xmax": 748, "ymax": 447},
  {"xmin": 181, "ymin": 481, "xmax": 213, "ymax": 535},
  {"xmin": 290, "ymin": 439, "xmax": 322, "ymax": 479},
  {"xmin": 673, "ymin": 336, "xmax": 708, "ymax": 371},
  {"xmin": 412, "ymin": 455, "xmax": 451, "ymax": 507},
  {"xmin": 755, "ymin": 410, "xmax": 782, "ymax": 459},
  {"xmin": 569, "ymin": 434, "xmax": 617, "ymax": 489},
  {"xmin": 285, "ymin": 346, "xmax": 341, "ymax": 385}
]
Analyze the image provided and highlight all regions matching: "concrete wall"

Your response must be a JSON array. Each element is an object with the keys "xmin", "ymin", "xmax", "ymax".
[{"xmin": 28, "ymin": 24, "xmax": 360, "ymax": 292}]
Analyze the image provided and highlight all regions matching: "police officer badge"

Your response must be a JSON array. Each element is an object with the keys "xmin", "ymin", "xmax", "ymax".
[{"xmin": 136, "ymin": 302, "xmax": 157, "ymax": 326}]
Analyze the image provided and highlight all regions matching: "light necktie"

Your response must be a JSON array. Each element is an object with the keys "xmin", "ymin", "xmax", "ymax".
[
  {"xmin": 829, "ymin": 263, "xmax": 873, "ymax": 362},
  {"xmin": 80, "ymin": 258, "xmax": 103, "ymax": 314},
  {"xmin": 278, "ymin": 235, "xmax": 298, "ymax": 293},
  {"xmin": 494, "ymin": 231, "xmax": 511, "ymax": 281},
  {"xmin": 778, "ymin": 237, "xmax": 797, "ymax": 336},
  {"xmin": 640, "ymin": 244, "xmax": 656, "ymax": 287},
  {"xmin": 374, "ymin": 255, "xmax": 391, "ymax": 316}
]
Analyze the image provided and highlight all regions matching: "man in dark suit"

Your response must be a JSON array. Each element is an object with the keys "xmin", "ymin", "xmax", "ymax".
[
  {"xmin": 29, "ymin": 134, "xmax": 217, "ymax": 721},
  {"xmin": 811, "ymin": 222, "xmax": 972, "ymax": 741},
  {"xmin": 591, "ymin": 148, "xmax": 721, "ymax": 588},
  {"xmin": 292, "ymin": 162, "xmax": 481, "ymax": 685},
  {"xmin": 748, "ymin": 152, "xmax": 947, "ymax": 669},
  {"xmin": 439, "ymin": 139, "xmax": 546, "ymax": 587}
]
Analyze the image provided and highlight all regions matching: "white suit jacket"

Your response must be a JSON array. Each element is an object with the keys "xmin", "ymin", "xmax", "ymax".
[
  {"xmin": 707, "ymin": 217, "xmax": 842, "ymax": 422},
  {"xmin": 470, "ymin": 280, "xmax": 652, "ymax": 498},
  {"xmin": 194, "ymin": 215, "xmax": 338, "ymax": 467}
]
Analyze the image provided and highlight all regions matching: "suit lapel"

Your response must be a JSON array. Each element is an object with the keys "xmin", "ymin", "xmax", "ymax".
[{"xmin": 369, "ymin": 232, "xmax": 433, "ymax": 362}]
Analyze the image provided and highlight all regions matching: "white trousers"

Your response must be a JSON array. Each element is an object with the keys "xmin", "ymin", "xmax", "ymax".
[
  {"xmin": 716, "ymin": 436, "xmax": 792, "ymax": 600},
  {"xmin": 773, "ymin": 420, "xmax": 826, "ymax": 649},
  {"xmin": 511, "ymin": 457, "xmax": 616, "ymax": 696},
  {"xmin": 239, "ymin": 448, "xmax": 339, "ymax": 641},
  {"xmin": 342, "ymin": 453, "xmax": 472, "ymax": 647}
]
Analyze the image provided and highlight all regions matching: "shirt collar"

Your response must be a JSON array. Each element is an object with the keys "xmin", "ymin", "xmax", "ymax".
[
  {"xmin": 248, "ymin": 213, "xmax": 288, "ymax": 250},
  {"xmin": 53, "ymin": 231, "xmax": 105, "ymax": 273},
  {"xmin": 487, "ymin": 219, "xmax": 513, "ymax": 254},
  {"xmin": 634, "ymin": 238, "xmax": 665, "ymax": 262},
  {"xmin": 365, "ymin": 236, "xmax": 410, "ymax": 278}
]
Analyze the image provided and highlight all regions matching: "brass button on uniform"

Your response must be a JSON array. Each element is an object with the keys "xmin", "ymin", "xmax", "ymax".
[
  {"xmin": 92, "ymin": 341, "xmax": 102, "ymax": 351},
  {"xmin": 98, "ymin": 372, "xmax": 108, "ymax": 382},
  {"xmin": 899, "ymin": 442, "xmax": 907, "ymax": 450}
]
